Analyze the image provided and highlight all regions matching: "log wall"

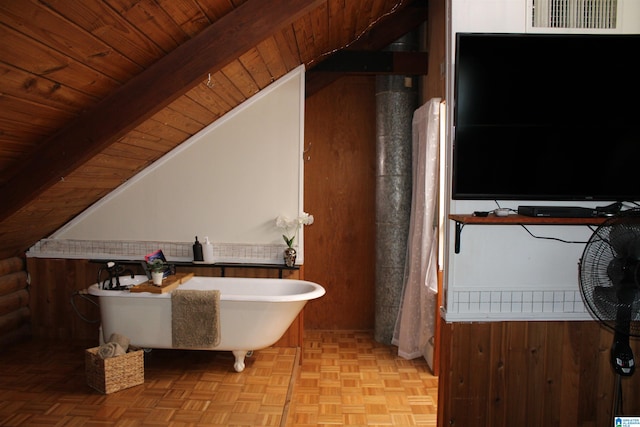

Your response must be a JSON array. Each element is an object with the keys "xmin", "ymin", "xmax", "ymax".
[
  {"xmin": 0, "ymin": 257, "xmax": 30, "ymax": 347},
  {"xmin": 26, "ymin": 257, "xmax": 303, "ymax": 348}
]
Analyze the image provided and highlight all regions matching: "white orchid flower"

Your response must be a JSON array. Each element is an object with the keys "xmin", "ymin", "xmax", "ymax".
[{"xmin": 275, "ymin": 212, "xmax": 314, "ymax": 248}]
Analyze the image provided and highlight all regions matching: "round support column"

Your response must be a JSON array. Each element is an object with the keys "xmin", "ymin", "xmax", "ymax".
[{"xmin": 374, "ymin": 34, "xmax": 418, "ymax": 344}]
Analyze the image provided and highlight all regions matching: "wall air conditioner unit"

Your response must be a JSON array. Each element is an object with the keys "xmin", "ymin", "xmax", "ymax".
[{"xmin": 526, "ymin": 0, "xmax": 640, "ymax": 33}]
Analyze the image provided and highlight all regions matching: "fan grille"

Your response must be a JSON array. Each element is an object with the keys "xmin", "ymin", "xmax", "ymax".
[{"xmin": 579, "ymin": 213, "xmax": 640, "ymax": 337}]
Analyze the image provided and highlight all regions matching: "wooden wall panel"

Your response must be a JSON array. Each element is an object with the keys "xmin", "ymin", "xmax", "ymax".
[
  {"xmin": 303, "ymin": 75, "xmax": 377, "ymax": 330},
  {"xmin": 424, "ymin": 0, "xmax": 446, "ymax": 101},
  {"xmin": 27, "ymin": 258, "xmax": 103, "ymax": 341},
  {"xmin": 0, "ymin": 256, "xmax": 29, "ymax": 347},
  {"xmin": 438, "ymin": 321, "xmax": 640, "ymax": 426}
]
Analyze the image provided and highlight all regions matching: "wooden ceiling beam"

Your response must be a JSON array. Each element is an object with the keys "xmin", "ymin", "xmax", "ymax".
[
  {"xmin": 305, "ymin": 0, "xmax": 428, "ymax": 97},
  {"xmin": 0, "ymin": 0, "xmax": 323, "ymax": 222},
  {"xmin": 310, "ymin": 51, "xmax": 428, "ymax": 74}
]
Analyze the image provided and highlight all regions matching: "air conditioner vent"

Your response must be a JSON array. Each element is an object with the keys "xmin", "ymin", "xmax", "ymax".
[{"xmin": 532, "ymin": 0, "xmax": 617, "ymax": 29}]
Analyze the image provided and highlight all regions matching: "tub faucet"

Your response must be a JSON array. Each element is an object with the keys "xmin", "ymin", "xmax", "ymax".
[
  {"xmin": 111, "ymin": 264, "xmax": 135, "ymax": 290},
  {"xmin": 114, "ymin": 267, "xmax": 135, "ymax": 290},
  {"xmin": 121, "ymin": 268, "xmax": 135, "ymax": 278},
  {"xmin": 97, "ymin": 261, "xmax": 117, "ymax": 290},
  {"xmin": 97, "ymin": 262, "xmax": 134, "ymax": 290}
]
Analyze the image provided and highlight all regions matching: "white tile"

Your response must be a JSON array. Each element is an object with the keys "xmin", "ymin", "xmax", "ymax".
[
  {"xmin": 553, "ymin": 291, "xmax": 564, "ymax": 302},
  {"xmin": 512, "ymin": 291, "xmax": 522, "ymax": 303},
  {"xmin": 533, "ymin": 291, "xmax": 543, "ymax": 303},
  {"xmin": 458, "ymin": 291, "xmax": 469, "ymax": 303},
  {"xmin": 544, "ymin": 291, "xmax": 554, "ymax": 303},
  {"xmin": 470, "ymin": 291, "xmax": 480, "ymax": 303}
]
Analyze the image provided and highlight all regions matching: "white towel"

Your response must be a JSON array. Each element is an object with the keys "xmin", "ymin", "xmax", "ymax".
[
  {"xmin": 107, "ymin": 333, "xmax": 130, "ymax": 352},
  {"xmin": 97, "ymin": 342, "xmax": 125, "ymax": 359}
]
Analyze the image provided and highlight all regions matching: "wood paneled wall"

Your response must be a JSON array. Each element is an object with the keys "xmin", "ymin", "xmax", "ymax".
[
  {"xmin": 0, "ymin": 257, "xmax": 29, "ymax": 347},
  {"xmin": 27, "ymin": 257, "xmax": 106, "ymax": 341},
  {"xmin": 437, "ymin": 320, "xmax": 640, "ymax": 426},
  {"xmin": 424, "ymin": 0, "xmax": 446, "ymax": 101},
  {"xmin": 303, "ymin": 75, "xmax": 377, "ymax": 329},
  {"xmin": 26, "ymin": 258, "xmax": 302, "ymax": 348}
]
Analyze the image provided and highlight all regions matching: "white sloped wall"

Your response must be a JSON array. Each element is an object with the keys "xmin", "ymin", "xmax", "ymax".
[{"xmin": 45, "ymin": 66, "xmax": 305, "ymax": 261}]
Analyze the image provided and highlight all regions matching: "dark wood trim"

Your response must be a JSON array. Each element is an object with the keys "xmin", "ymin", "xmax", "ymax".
[
  {"xmin": 89, "ymin": 259, "xmax": 300, "ymax": 279},
  {"xmin": 449, "ymin": 214, "xmax": 607, "ymax": 253},
  {"xmin": 305, "ymin": 0, "xmax": 427, "ymax": 97},
  {"xmin": 311, "ymin": 51, "xmax": 428, "ymax": 74},
  {"xmin": 0, "ymin": 0, "xmax": 323, "ymax": 222},
  {"xmin": 449, "ymin": 213, "xmax": 608, "ymax": 226}
]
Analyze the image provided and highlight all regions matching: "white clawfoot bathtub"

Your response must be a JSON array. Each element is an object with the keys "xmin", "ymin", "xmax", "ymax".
[{"xmin": 87, "ymin": 275, "xmax": 325, "ymax": 372}]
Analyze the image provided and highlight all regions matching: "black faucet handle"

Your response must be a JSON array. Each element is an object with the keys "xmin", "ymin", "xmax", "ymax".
[{"xmin": 97, "ymin": 261, "xmax": 117, "ymax": 290}]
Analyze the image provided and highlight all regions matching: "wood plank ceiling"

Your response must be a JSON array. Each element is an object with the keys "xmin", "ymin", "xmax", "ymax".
[{"xmin": 0, "ymin": 0, "xmax": 426, "ymax": 260}]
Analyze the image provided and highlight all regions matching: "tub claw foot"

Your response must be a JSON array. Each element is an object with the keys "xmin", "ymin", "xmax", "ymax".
[{"xmin": 232, "ymin": 350, "xmax": 247, "ymax": 372}]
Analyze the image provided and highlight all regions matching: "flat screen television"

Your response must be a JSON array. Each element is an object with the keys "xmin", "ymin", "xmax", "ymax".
[{"xmin": 452, "ymin": 33, "xmax": 640, "ymax": 201}]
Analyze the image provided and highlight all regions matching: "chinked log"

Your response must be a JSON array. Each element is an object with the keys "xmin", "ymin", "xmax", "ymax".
[
  {"xmin": 0, "ymin": 306, "xmax": 30, "ymax": 337},
  {"xmin": 0, "ymin": 289, "xmax": 29, "ymax": 317},
  {"xmin": 0, "ymin": 257, "xmax": 24, "ymax": 276},
  {"xmin": 0, "ymin": 271, "xmax": 28, "ymax": 296}
]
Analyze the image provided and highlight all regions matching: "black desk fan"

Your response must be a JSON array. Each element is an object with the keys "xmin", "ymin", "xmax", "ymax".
[{"xmin": 579, "ymin": 209, "xmax": 640, "ymax": 415}]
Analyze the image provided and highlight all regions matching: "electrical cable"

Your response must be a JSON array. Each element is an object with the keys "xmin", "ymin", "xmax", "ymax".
[
  {"xmin": 306, "ymin": 0, "xmax": 407, "ymax": 68},
  {"xmin": 70, "ymin": 290, "xmax": 100, "ymax": 323},
  {"xmin": 519, "ymin": 224, "xmax": 595, "ymax": 244}
]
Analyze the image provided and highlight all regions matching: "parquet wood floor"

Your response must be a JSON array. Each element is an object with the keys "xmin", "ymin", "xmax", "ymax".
[
  {"xmin": 0, "ymin": 331, "xmax": 437, "ymax": 426},
  {"xmin": 287, "ymin": 330, "xmax": 438, "ymax": 426}
]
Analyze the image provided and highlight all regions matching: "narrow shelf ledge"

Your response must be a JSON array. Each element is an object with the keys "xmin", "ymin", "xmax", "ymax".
[
  {"xmin": 90, "ymin": 259, "xmax": 299, "ymax": 279},
  {"xmin": 449, "ymin": 214, "xmax": 608, "ymax": 254},
  {"xmin": 175, "ymin": 261, "xmax": 299, "ymax": 279}
]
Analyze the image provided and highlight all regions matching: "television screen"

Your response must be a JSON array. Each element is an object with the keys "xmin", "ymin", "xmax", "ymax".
[{"xmin": 452, "ymin": 33, "xmax": 640, "ymax": 201}]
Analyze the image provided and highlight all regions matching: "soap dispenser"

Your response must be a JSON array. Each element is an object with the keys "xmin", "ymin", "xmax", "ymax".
[
  {"xmin": 203, "ymin": 236, "xmax": 214, "ymax": 263},
  {"xmin": 193, "ymin": 236, "xmax": 204, "ymax": 262}
]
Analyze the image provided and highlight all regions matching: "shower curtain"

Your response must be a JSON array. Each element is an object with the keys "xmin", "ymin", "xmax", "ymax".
[{"xmin": 392, "ymin": 98, "xmax": 441, "ymax": 366}]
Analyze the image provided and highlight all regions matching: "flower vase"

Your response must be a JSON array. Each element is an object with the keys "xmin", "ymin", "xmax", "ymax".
[
  {"xmin": 284, "ymin": 247, "xmax": 297, "ymax": 267},
  {"xmin": 151, "ymin": 271, "xmax": 164, "ymax": 286}
]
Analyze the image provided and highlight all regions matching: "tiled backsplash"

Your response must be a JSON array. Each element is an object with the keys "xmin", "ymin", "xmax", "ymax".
[
  {"xmin": 446, "ymin": 287, "xmax": 592, "ymax": 321},
  {"xmin": 27, "ymin": 238, "xmax": 286, "ymax": 264}
]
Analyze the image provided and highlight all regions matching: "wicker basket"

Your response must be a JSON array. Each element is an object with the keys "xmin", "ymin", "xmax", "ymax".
[{"xmin": 85, "ymin": 347, "xmax": 144, "ymax": 394}]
